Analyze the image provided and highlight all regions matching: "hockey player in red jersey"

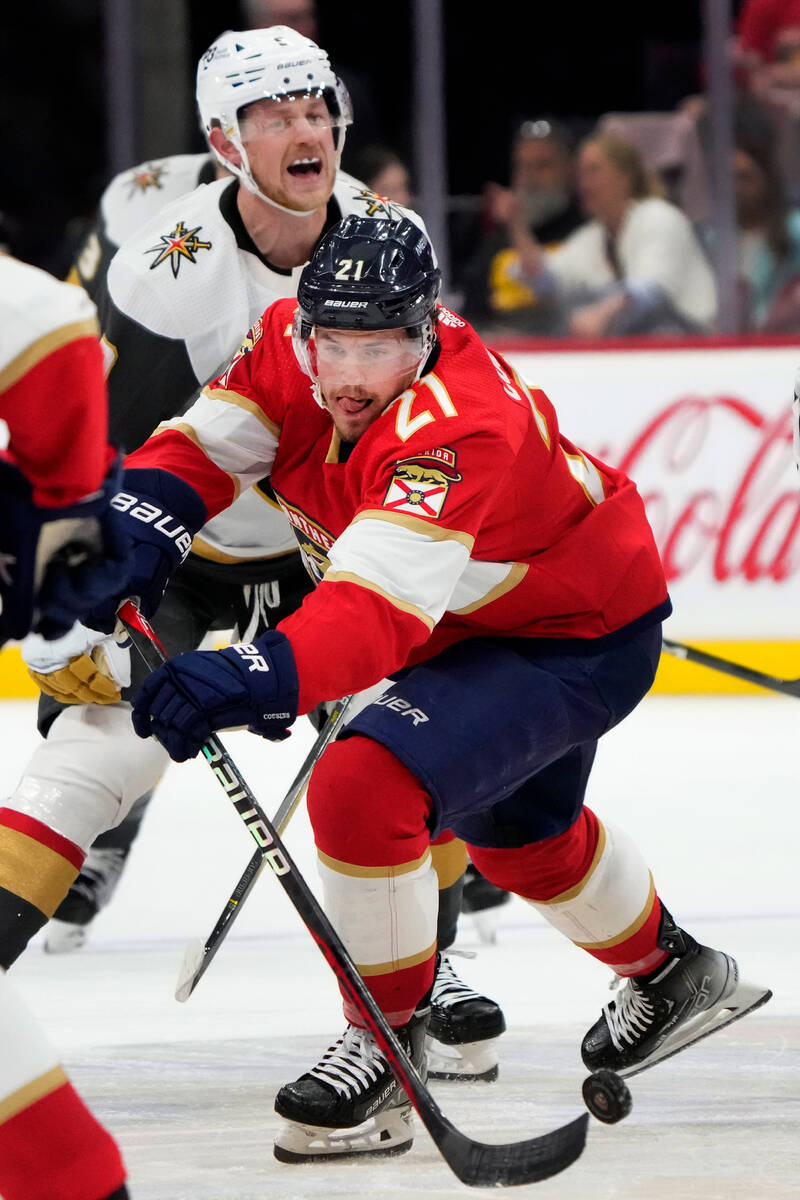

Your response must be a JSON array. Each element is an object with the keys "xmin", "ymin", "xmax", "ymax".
[
  {"xmin": 0, "ymin": 254, "xmax": 129, "ymax": 1199},
  {"xmin": 8, "ymin": 29, "xmax": 500, "ymax": 1080},
  {"xmin": 0, "ymin": 257, "xmax": 129, "ymax": 646},
  {"xmin": 88, "ymin": 216, "xmax": 770, "ymax": 1162}
]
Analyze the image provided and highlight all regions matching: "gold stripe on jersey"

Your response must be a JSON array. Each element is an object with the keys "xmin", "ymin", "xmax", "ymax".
[
  {"xmin": 562, "ymin": 448, "xmax": 605, "ymax": 507},
  {"xmin": 357, "ymin": 939, "xmax": 438, "ymax": 977},
  {"xmin": 190, "ymin": 536, "xmax": 299, "ymax": 564},
  {"xmin": 0, "ymin": 1066, "xmax": 68, "ymax": 1125},
  {"xmin": 431, "ymin": 838, "xmax": 469, "ymax": 890},
  {"xmin": 510, "ymin": 366, "xmax": 552, "ymax": 449},
  {"xmin": 203, "ymin": 385, "xmax": 282, "ymax": 438},
  {"xmin": 0, "ymin": 317, "xmax": 99, "ymax": 393},
  {"xmin": 572, "ymin": 878, "xmax": 656, "ymax": 950},
  {"xmin": 253, "ymin": 482, "xmax": 283, "ymax": 510},
  {"xmin": 151, "ymin": 422, "xmax": 241, "ymax": 502},
  {"xmin": 449, "ymin": 561, "xmax": 529, "ymax": 614},
  {"xmin": 322, "ymin": 570, "xmax": 435, "ymax": 631},
  {"xmin": 352, "ymin": 508, "xmax": 475, "ymax": 550},
  {"xmin": 325, "ymin": 428, "xmax": 342, "ymax": 463},
  {"xmin": 100, "ymin": 334, "xmax": 118, "ymax": 378},
  {"xmin": 317, "ymin": 847, "xmax": 431, "ymax": 878}
]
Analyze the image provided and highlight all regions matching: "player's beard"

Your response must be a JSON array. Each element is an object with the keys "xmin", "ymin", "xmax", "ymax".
[{"xmin": 254, "ymin": 156, "xmax": 335, "ymax": 215}]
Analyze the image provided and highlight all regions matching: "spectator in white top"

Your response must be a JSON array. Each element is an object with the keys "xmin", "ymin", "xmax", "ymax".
[{"xmin": 516, "ymin": 132, "xmax": 717, "ymax": 337}]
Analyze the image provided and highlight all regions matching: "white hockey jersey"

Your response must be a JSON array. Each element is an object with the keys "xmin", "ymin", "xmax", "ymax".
[{"xmin": 99, "ymin": 172, "xmax": 429, "ymax": 571}]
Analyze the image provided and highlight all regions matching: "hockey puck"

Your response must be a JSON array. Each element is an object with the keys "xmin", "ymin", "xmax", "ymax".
[{"xmin": 581, "ymin": 1069, "xmax": 632, "ymax": 1124}]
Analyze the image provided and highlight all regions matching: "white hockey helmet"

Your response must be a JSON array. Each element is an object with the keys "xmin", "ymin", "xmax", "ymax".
[{"xmin": 196, "ymin": 27, "xmax": 352, "ymax": 212}]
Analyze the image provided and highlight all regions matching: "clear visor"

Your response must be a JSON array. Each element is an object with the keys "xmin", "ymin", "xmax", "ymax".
[
  {"xmin": 238, "ymin": 87, "xmax": 353, "ymax": 141},
  {"xmin": 293, "ymin": 316, "xmax": 434, "ymax": 387}
]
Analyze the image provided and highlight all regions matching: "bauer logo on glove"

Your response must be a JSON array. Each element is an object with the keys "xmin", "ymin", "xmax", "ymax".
[
  {"xmin": 233, "ymin": 643, "xmax": 271, "ymax": 672},
  {"xmin": 109, "ymin": 491, "xmax": 194, "ymax": 561}
]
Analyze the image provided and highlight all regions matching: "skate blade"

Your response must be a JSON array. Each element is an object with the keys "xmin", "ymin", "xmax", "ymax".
[
  {"xmin": 426, "ymin": 1034, "xmax": 499, "ymax": 1082},
  {"xmin": 174, "ymin": 937, "xmax": 205, "ymax": 1003},
  {"xmin": 470, "ymin": 908, "xmax": 502, "ymax": 945},
  {"xmin": 44, "ymin": 920, "xmax": 89, "ymax": 955},
  {"xmin": 620, "ymin": 974, "xmax": 772, "ymax": 1080},
  {"xmin": 273, "ymin": 1105, "xmax": 414, "ymax": 1163}
]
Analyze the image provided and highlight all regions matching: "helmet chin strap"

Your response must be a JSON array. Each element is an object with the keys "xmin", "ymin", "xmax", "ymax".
[
  {"xmin": 240, "ymin": 169, "xmax": 319, "ymax": 218},
  {"xmin": 215, "ymin": 129, "xmax": 347, "ymax": 220}
]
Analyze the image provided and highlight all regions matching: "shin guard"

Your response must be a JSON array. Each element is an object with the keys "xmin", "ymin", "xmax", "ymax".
[
  {"xmin": 469, "ymin": 809, "xmax": 667, "ymax": 976},
  {"xmin": 308, "ymin": 735, "xmax": 437, "ymax": 1024}
]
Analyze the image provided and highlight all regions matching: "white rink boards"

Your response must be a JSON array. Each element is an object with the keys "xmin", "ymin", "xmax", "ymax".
[{"xmin": 4, "ymin": 693, "xmax": 799, "ymax": 1199}]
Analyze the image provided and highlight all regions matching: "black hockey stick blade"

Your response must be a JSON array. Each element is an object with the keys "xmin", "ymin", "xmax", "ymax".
[
  {"xmin": 121, "ymin": 602, "xmax": 588, "ymax": 1186},
  {"xmin": 174, "ymin": 695, "xmax": 355, "ymax": 1001},
  {"xmin": 662, "ymin": 637, "xmax": 800, "ymax": 698}
]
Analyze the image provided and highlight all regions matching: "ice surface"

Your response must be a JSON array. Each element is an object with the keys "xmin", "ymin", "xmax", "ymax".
[{"xmin": 2, "ymin": 694, "xmax": 798, "ymax": 1198}]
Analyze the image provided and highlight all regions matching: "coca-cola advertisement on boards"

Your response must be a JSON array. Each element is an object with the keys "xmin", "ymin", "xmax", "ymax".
[{"xmin": 505, "ymin": 344, "xmax": 799, "ymax": 640}]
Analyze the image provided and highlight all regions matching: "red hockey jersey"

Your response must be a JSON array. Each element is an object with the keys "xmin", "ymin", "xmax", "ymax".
[
  {"xmin": 128, "ymin": 299, "xmax": 669, "ymax": 712},
  {"xmin": 0, "ymin": 257, "xmax": 114, "ymax": 507}
]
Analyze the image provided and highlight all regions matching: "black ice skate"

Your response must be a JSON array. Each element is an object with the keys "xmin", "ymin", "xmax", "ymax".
[
  {"xmin": 45, "ymin": 846, "xmax": 129, "ymax": 954},
  {"xmin": 581, "ymin": 911, "xmax": 772, "ymax": 1078},
  {"xmin": 273, "ymin": 1009, "xmax": 428, "ymax": 1162},
  {"xmin": 427, "ymin": 954, "xmax": 506, "ymax": 1082}
]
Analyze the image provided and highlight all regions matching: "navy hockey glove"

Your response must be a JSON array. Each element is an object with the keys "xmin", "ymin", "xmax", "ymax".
[
  {"xmin": 130, "ymin": 630, "xmax": 300, "ymax": 762},
  {"xmin": 0, "ymin": 455, "xmax": 131, "ymax": 644},
  {"xmin": 84, "ymin": 467, "xmax": 208, "ymax": 633}
]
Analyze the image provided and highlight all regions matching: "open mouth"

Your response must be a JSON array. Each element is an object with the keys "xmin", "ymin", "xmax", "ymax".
[{"xmin": 287, "ymin": 157, "xmax": 322, "ymax": 178}]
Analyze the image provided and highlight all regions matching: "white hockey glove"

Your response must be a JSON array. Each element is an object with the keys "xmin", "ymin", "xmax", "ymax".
[{"xmin": 22, "ymin": 621, "xmax": 131, "ymax": 705}]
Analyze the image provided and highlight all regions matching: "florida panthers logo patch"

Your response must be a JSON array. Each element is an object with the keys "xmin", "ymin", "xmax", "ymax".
[
  {"xmin": 273, "ymin": 492, "xmax": 336, "ymax": 585},
  {"xmin": 146, "ymin": 220, "xmax": 212, "ymax": 277},
  {"xmin": 383, "ymin": 448, "xmax": 462, "ymax": 519}
]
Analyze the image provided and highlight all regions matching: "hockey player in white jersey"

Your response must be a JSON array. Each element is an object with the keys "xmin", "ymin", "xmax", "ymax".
[{"xmin": 6, "ymin": 25, "xmax": 505, "ymax": 1082}]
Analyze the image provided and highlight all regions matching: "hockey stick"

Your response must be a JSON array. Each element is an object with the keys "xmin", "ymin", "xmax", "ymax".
[
  {"xmin": 119, "ymin": 601, "xmax": 354, "ymax": 998},
  {"xmin": 119, "ymin": 601, "xmax": 588, "ymax": 1187},
  {"xmin": 662, "ymin": 638, "xmax": 800, "ymax": 698},
  {"xmin": 174, "ymin": 693, "xmax": 355, "ymax": 1002}
]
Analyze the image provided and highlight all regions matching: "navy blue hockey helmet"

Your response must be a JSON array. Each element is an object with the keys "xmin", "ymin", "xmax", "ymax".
[{"xmin": 296, "ymin": 215, "xmax": 441, "ymax": 332}]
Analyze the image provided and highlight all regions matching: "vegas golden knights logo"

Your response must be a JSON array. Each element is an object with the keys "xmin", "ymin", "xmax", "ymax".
[
  {"xmin": 146, "ymin": 220, "xmax": 212, "ymax": 277},
  {"xmin": 126, "ymin": 163, "xmax": 166, "ymax": 197}
]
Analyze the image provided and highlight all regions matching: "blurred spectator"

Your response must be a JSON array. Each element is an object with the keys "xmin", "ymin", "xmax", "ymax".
[
  {"xmin": 733, "ymin": 2, "xmax": 800, "ymax": 203},
  {"xmin": 514, "ymin": 132, "xmax": 717, "ymax": 337},
  {"xmin": 737, "ymin": 0, "xmax": 800, "ymax": 91},
  {"xmin": 460, "ymin": 119, "xmax": 585, "ymax": 334},
  {"xmin": 599, "ymin": 112, "xmax": 710, "ymax": 222},
  {"xmin": 348, "ymin": 144, "xmax": 413, "ymax": 207},
  {"xmin": 242, "ymin": 0, "xmax": 318, "ymax": 40},
  {"xmin": 732, "ymin": 136, "xmax": 800, "ymax": 328}
]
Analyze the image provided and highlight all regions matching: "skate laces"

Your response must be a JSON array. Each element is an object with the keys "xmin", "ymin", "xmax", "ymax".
[
  {"xmin": 603, "ymin": 980, "xmax": 656, "ymax": 1052},
  {"xmin": 307, "ymin": 1025, "xmax": 388, "ymax": 1098},
  {"xmin": 432, "ymin": 955, "xmax": 484, "ymax": 1010}
]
